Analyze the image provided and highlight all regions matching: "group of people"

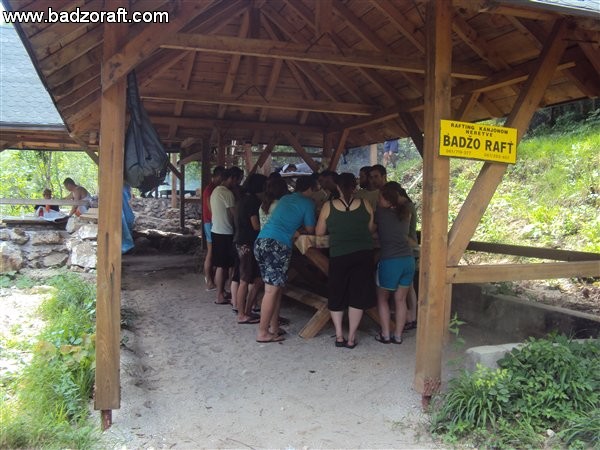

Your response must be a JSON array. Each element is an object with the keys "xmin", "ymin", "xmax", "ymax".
[
  {"xmin": 202, "ymin": 163, "xmax": 419, "ymax": 347},
  {"xmin": 34, "ymin": 178, "xmax": 92, "ymax": 218}
]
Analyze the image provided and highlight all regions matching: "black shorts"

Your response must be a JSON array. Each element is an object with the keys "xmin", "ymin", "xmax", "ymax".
[
  {"xmin": 328, "ymin": 249, "xmax": 376, "ymax": 311},
  {"xmin": 211, "ymin": 232, "xmax": 235, "ymax": 268}
]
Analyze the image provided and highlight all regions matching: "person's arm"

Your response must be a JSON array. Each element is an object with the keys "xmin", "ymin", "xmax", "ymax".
[
  {"xmin": 68, "ymin": 189, "xmax": 81, "ymax": 217},
  {"xmin": 363, "ymin": 199, "xmax": 376, "ymax": 234},
  {"xmin": 250, "ymin": 215, "xmax": 260, "ymax": 231},
  {"xmin": 315, "ymin": 202, "xmax": 330, "ymax": 236}
]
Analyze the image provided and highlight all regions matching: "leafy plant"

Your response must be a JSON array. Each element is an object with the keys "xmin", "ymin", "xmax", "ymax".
[
  {"xmin": 431, "ymin": 334, "xmax": 600, "ymax": 448},
  {"xmin": 0, "ymin": 272, "xmax": 99, "ymax": 449}
]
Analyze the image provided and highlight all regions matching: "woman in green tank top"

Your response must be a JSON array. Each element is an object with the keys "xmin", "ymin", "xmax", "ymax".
[{"xmin": 316, "ymin": 173, "xmax": 376, "ymax": 349}]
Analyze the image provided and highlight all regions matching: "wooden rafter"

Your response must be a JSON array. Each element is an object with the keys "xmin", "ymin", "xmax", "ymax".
[
  {"xmin": 370, "ymin": 0, "xmax": 426, "ymax": 53},
  {"xmin": 282, "ymin": 131, "xmax": 320, "ymax": 172},
  {"xmin": 168, "ymin": 51, "xmax": 196, "ymax": 139},
  {"xmin": 140, "ymin": 88, "xmax": 376, "ymax": 116},
  {"xmin": 447, "ymin": 261, "xmax": 600, "ymax": 284},
  {"xmin": 161, "ymin": 33, "xmax": 489, "ymax": 79},
  {"xmin": 218, "ymin": 11, "xmax": 251, "ymax": 119},
  {"xmin": 447, "ymin": 20, "xmax": 571, "ymax": 266},
  {"xmin": 101, "ymin": 1, "xmax": 213, "ymax": 92}
]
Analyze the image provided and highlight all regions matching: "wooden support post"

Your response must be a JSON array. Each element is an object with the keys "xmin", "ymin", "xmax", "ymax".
[
  {"xmin": 242, "ymin": 141, "xmax": 253, "ymax": 173},
  {"xmin": 447, "ymin": 20, "xmax": 569, "ymax": 266},
  {"xmin": 328, "ymin": 128, "xmax": 349, "ymax": 170},
  {"xmin": 95, "ymin": 0, "xmax": 127, "ymax": 427},
  {"xmin": 170, "ymin": 153, "xmax": 178, "ymax": 208},
  {"xmin": 414, "ymin": 0, "xmax": 452, "ymax": 403},
  {"xmin": 180, "ymin": 163, "xmax": 186, "ymax": 231},
  {"xmin": 201, "ymin": 144, "xmax": 211, "ymax": 250},
  {"xmin": 369, "ymin": 143, "xmax": 378, "ymax": 165}
]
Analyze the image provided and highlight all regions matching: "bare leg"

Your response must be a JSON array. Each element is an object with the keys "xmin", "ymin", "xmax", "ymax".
[
  {"xmin": 393, "ymin": 286, "xmax": 410, "ymax": 339},
  {"xmin": 376, "ymin": 287, "xmax": 392, "ymax": 338},
  {"xmin": 203, "ymin": 242, "xmax": 216, "ymax": 289},
  {"xmin": 230, "ymin": 280, "xmax": 239, "ymax": 310},
  {"xmin": 406, "ymin": 285, "xmax": 417, "ymax": 323},
  {"xmin": 269, "ymin": 289, "xmax": 282, "ymax": 334},
  {"xmin": 245, "ymin": 279, "xmax": 264, "ymax": 315},
  {"xmin": 215, "ymin": 267, "xmax": 228, "ymax": 303},
  {"xmin": 236, "ymin": 280, "xmax": 250, "ymax": 322},
  {"xmin": 330, "ymin": 310, "xmax": 345, "ymax": 343},
  {"xmin": 257, "ymin": 284, "xmax": 282, "ymax": 341},
  {"xmin": 347, "ymin": 307, "xmax": 364, "ymax": 346}
]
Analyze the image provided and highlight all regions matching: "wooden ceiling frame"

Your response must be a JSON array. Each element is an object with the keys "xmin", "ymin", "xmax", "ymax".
[{"xmin": 161, "ymin": 33, "xmax": 490, "ymax": 79}]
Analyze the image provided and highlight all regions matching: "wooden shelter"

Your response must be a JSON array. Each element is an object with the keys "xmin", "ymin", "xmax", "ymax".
[{"xmin": 3, "ymin": 0, "xmax": 599, "ymax": 426}]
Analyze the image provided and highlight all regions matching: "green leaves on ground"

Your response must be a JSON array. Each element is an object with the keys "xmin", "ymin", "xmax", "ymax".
[
  {"xmin": 0, "ymin": 272, "xmax": 99, "ymax": 449},
  {"xmin": 431, "ymin": 335, "xmax": 600, "ymax": 448}
]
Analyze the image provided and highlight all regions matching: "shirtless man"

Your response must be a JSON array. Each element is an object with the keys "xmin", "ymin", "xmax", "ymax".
[{"xmin": 63, "ymin": 177, "xmax": 92, "ymax": 217}]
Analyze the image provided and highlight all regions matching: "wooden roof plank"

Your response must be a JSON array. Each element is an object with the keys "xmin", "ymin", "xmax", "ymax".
[
  {"xmin": 161, "ymin": 33, "xmax": 489, "ymax": 79},
  {"xmin": 102, "ymin": 1, "xmax": 214, "ymax": 93},
  {"xmin": 369, "ymin": 0, "xmax": 426, "ymax": 53}
]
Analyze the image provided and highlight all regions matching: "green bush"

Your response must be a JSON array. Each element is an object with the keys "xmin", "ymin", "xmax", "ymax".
[
  {"xmin": 0, "ymin": 272, "xmax": 99, "ymax": 449},
  {"xmin": 431, "ymin": 335, "xmax": 600, "ymax": 449}
]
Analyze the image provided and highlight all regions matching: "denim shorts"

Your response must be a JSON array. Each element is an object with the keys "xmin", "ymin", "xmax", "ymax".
[
  {"xmin": 376, "ymin": 256, "xmax": 415, "ymax": 291},
  {"xmin": 203, "ymin": 222, "xmax": 212, "ymax": 243},
  {"xmin": 254, "ymin": 238, "xmax": 292, "ymax": 287}
]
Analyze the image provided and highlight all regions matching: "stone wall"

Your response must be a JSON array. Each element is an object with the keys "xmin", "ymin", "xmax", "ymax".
[{"xmin": 1, "ymin": 198, "xmax": 202, "ymax": 273}]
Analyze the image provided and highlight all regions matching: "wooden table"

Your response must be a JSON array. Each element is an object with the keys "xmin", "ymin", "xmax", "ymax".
[{"xmin": 286, "ymin": 235, "xmax": 390, "ymax": 338}]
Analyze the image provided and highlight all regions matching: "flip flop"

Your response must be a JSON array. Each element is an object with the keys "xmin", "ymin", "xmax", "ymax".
[
  {"xmin": 375, "ymin": 333, "xmax": 391, "ymax": 344},
  {"xmin": 391, "ymin": 335, "xmax": 403, "ymax": 344},
  {"xmin": 238, "ymin": 317, "xmax": 260, "ymax": 324},
  {"xmin": 214, "ymin": 300, "xmax": 231, "ymax": 305},
  {"xmin": 344, "ymin": 341, "xmax": 358, "ymax": 349},
  {"xmin": 256, "ymin": 335, "xmax": 285, "ymax": 343}
]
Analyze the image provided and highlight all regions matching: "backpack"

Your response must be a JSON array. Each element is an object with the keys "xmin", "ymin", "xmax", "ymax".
[{"xmin": 124, "ymin": 71, "xmax": 168, "ymax": 193}]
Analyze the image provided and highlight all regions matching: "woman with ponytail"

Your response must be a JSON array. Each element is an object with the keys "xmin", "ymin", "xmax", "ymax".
[{"xmin": 374, "ymin": 181, "xmax": 415, "ymax": 344}]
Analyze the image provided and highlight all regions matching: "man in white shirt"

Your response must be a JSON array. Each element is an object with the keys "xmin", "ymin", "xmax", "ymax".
[{"xmin": 210, "ymin": 166, "xmax": 243, "ymax": 304}]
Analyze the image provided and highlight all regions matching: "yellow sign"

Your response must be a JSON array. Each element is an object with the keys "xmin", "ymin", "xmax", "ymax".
[{"xmin": 439, "ymin": 120, "xmax": 518, "ymax": 164}]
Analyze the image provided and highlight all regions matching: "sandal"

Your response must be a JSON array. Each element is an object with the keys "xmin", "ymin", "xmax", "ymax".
[
  {"xmin": 404, "ymin": 321, "xmax": 417, "ymax": 331},
  {"xmin": 375, "ymin": 333, "xmax": 391, "ymax": 344},
  {"xmin": 335, "ymin": 338, "xmax": 347, "ymax": 348},
  {"xmin": 391, "ymin": 335, "xmax": 403, "ymax": 344}
]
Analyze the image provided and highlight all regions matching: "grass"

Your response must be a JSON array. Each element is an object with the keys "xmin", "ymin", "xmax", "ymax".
[
  {"xmin": 0, "ymin": 272, "xmax": 99, "ymax": 449},
  {"xmin": 387, "ymin": 108, "xmax": 600, "ymax": 255}
]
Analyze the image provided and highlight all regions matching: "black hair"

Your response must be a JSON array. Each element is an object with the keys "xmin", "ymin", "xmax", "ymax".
[
  {"xmin": 319, "ymin": 170, "xmax": 338, "ymax": 180},
  {"xmin": 370, "ymin": 164, "xmax": 386, "ymax": 176},
  {"xmin": 63, "ymin": 177, "xmax": 75, "ymax": 185},
  {"xmin": 224, "ymin": 166, "xmax": 244, "ymax": 181},
  {"xmin": 337, "ymin": 172, "xmax": 357, "ymax": 201},
  {"xmin": 261, "ymin": 177, "xmax": 289, "ymax": 214},
  {"xmin": 359, "ymin": 166, "xmax": 371, "ymax": 175},
  {"xmin": 245, "ymin": 173, "xmax": 267, "ymax": 194},
  {"xmin": 295, "ymin": 175, "xmax": 317, "ymax": 193},
  {"xmin": 212, "ymin": 166, "xmax": 225, "ymax": 177}
]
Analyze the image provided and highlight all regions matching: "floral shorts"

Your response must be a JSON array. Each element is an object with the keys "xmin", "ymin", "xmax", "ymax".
[{"xmin": 254, "ymin": 238, "xmax": 292, "ymax": 287}]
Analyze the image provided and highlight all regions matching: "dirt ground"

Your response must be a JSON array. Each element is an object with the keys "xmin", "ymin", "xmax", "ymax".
[
  {"xmin": 2, "ymin": 251, "xmax": 596, "ymax": 449},
  {"xmin": 102, "ymin": 253, "xmax": 444, "ymax": 449}
]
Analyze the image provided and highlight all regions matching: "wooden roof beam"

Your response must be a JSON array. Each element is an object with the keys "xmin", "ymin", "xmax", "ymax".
[
  {"xmin": 168, "ymin": 51, "xmax": 197, "ymax": 139},
  {"xmin": 218, "ymin": 10, "xmax": 251, "ymax": 119},
  {"xmin": 370, "ymin": 0, "xmax": 426, "ymax": 53},
  {"xmin": 151, "ymin": 115, "xmax": 326, "ymax": 134},
  {"xmin": 447, "ymin": 19, "xmax": 571, "ymax": 266},
  {"xmin": 282, "ymin": 131, "xmax": 320, "ymax": 172},
  {"xmin": 316, "ymin": 0, "xmax": 333, "ymax": 37},
  {"xmin": 141, "ymin": 89, "xmax": 376, "ymax": 116},
  {"xmin": 102, "ymin": 1, "xmax": 213, "ymax": 92},
  {"xmin": 161, "ymin": 33, "xmax": 489, "ymax": 79}
]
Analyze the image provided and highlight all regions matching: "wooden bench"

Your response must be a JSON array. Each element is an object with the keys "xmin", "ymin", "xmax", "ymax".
[{"xmin": 285, "ymin": 238, "xmax": 392, "ymax": 339}]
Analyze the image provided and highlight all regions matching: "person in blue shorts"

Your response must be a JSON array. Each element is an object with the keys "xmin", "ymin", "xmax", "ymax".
[
  {"xmin": 254, "ymin": 175, "xmax": 317, "ymax": 343},
  {"xmin": 383, "ymin": 139, "xmax": 399, "ymax": 167},
  {"xmin": 374, "ymin": 182, "xmax": 415, "ymax": 344}
]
